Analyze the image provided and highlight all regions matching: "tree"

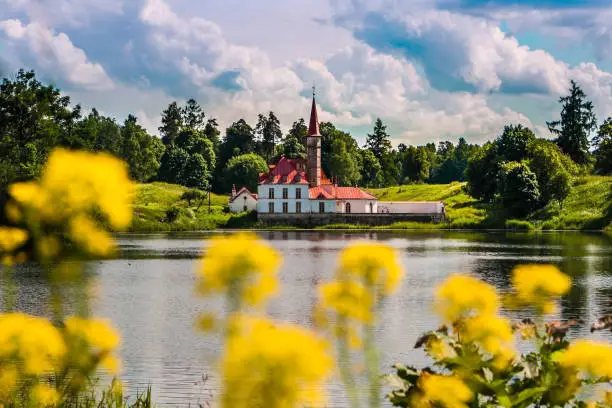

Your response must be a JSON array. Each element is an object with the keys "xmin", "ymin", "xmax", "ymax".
[
  {"xmin": 328, "ymin": 138, "xmax": 360, "ymax": 185},
  {"xmin": 220, "ymin": 119, "xmax": 255, "ymax": 164},
  {"xmin": 204, "ymin": 118, "xmax": 221, "ymax": 151},
  {"xmin": 466, "ymin": 143, "xmax": 500, "ymax": 201},
  {"xmin": 547, "ymin": 80, "xmax": 597, "ymax": 164},
  {"xmin": 528, "ymin": 139, "xmax": 575, "ymax": 205},
  {"xmin": 366, "ymin": 118, "xmax": 393, "ymax": 160},
  {"xmin": 182, "ymin": 153, "xmax": 209, "ymax": 190},
  {"xmin": 499, "ymin": 161, "xmax": 541, "ymax": 217},
  {"xmin": 401, "ymin": 146, "xmax": 432, "ymax": 183},
  {"xmin": 359, "ymin": 149, "xmax": 383, "ymax": 187},
  {"xmin": 222, "ymin": 153, "xmax": 268, "ymax": 192},
  {"xmin": 120, "ymin": 115, "xmax": 165, "ymax": 182},
  {"xmin": 288, "ymin": 118, "xmax": 308, "ymax": 147},
  {"xmin": 594, "ymin": 118, "xmax": 612, "ymax": 175},
  {"xmin": 497, "ymin": 124, "xmax": 535, "ymax": 162},
  {"xmin": 181, "ymin": 99, "xmax": 205, "ymax": 131},
  {"xmin": 159, "ymin": 102, "xmax": 183, "ymax": 146},
  {"xmin": 158, "ymin": 146, "xmax": 190, "ymax": 184},
  {"xmin": 380, "ymin": 152, "xmax": 401, "ymax": 186},
  {"xmin": 280, "ymin": 135, "xmax": 306, "ymax": 159},
  {"xmin": 255, "ymin": 112, "xmax": 282, "ymax": 162}
]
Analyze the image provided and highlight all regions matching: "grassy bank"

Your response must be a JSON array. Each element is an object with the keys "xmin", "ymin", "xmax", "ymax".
[{"xmin": 130, "ymin": 177, "xmax": 612, "ymax": 232}]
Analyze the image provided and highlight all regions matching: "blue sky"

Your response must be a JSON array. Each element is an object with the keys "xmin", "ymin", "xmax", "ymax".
[{"xmin": 1, "ymin": 0, "xmax": 612, "ymax": 145}]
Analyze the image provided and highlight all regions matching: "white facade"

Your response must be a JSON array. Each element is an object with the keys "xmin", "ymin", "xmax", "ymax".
[
  {"xmin": 257, "ymin": 184, "xmax": 310, "ymax": 214},
  {"xmin": 377, "ymin": 201, "xmax": 445, "ymax": 214},
  {"xmin": 228, "ymin": 190, "xmax": 258, "ymax": 213},
  {"xmin": 336, "ymin": 200, "xmax": 378, "ymax": 214}
]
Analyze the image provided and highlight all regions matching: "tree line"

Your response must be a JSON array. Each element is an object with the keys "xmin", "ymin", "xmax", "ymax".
[{"xmin": 1, "ymin": 70, "xmax": 611, "ymax": 218}]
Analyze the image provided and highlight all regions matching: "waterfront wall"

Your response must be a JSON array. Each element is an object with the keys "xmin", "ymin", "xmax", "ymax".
[{"xmin": 257, "ymin": 212, "xmax": 445, "ymax": 226}]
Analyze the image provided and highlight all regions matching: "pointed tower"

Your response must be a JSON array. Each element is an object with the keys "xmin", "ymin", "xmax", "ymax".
[{"xmin": 307, "ymin": 87, "xmax": 322, "ymax": 187}]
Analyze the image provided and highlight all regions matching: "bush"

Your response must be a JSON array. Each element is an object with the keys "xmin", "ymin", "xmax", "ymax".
[
  {"xmin": 164, "ymin": 205, "xmax": 181, "ymax": 223},
  {"xmin": 180, "ymin": 189, "xmax": 206, "ymax": 206},
  {"xmin": 505, "ymin": 219, "xmax": 535, "ymax": 231},
  {"xmin": 499, "ymin": 161, "xmax": 541, "ymax": 217}
]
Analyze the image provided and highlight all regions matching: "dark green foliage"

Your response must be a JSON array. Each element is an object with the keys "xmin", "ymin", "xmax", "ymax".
[
  {"xmin": 180, "ymin": 189, "xmax": 206, "ymax": 206},
  {"xmin": 287, "ymin": 118, "xmax": 308, "ymax": 147},
  {"xmin": 222, "ymin": 153, "xmax": 268, "ymax": 192},
  {"xmin": 547, "ymin": 80, "xmax": 597, "ymax": 164},
  {"xmin": 255, "ymin": 111, "xmax": 282, "ymax": 162},
  {"xmin": 120, "ymin": 115, "xmax": 165, "ymax": 182},
  {"xmin": 400, "ymin": 145, "xmax": 433, "ymax": 184},
  {"xmin": 328, "ymin": 137, "xmax": 360, "ymax": 185},
  {"xmin": 505, "ymin": 219, "xmax": 535, "ymax": 231},
  {"xmin": 466, "ymin": 143, "xmax": 500, "ymax": 201},
  {"xmin": 182, "ymin": 98, "xmax": 206, "ymax": 130},
  {"xmin": 158, "ymin": 146, "xmax": 190, "ymax": 184},
  {"xmin": 359, "ymin": 149, "xmax": 383, "ymax": 187},
  {"xmin": 182, "ymin": 153, "xmax": 209, "ymax": 190},
  {"xmin": 497, "ymin": 124, "xmax": 536, "ymax": 162},
  {"xmin": 164, "ymin": 205, "xmax": 181, "ymax": 223},
  {"xmin": 380, "ymin": 152, "xmax": 401, "ymax": 186},
  {"xmin": 366, "ymin": 118, "xmax": 393, "ymax": 160},
  {"xmin": 527, "ymin": 139, "xmax": 575, "ymax": 205},
  {"xmin": 159, "ymin": 102, "xmax": 183, "ymax": 146},
  {"xmin": 280, "ymin": 135, "xmax": 306, "ymax": 159},
  {"xmin": 594, "ymin": 118, "xmax": 612, "ymax": 175},
  {"xmin": 499, "ymin": 161, "xmax": 541, "ymax": 217}
]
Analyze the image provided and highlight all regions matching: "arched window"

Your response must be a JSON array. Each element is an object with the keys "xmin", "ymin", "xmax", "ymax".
[
  {"xmin": 346, "ymin": 202, "xmax": 351, "ymax": 213},
  {"xmin": 369, "ymin": 202, "xmax": 374, "ymax": 213}
]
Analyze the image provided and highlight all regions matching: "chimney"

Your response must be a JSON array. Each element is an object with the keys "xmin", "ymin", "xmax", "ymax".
[{"xmin": 231, "ymin": 184, "xmax": 237, "ymax": 198}]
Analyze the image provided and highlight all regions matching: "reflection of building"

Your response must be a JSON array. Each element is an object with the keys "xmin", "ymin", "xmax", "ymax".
[{"xmin": 255, "ymin": 92, "xmax": 378, "ymax": 214}]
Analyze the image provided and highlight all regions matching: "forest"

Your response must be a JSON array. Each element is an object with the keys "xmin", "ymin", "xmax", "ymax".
[{"xmin": 1, "ymin": 70, "xmax": 611, "ymax": 220}]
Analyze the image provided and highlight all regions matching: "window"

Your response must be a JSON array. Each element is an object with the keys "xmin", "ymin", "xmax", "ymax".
[
  {"xmin": 296, "ymin": 188, "xmax": 301, "ymax": 199},
  {"xmin": 282, "ymin": 188, "xmax": 288, "ymax": 199},
  {"xmin": 296, "ymin": 202, "xmax": 301, "ymax": 213},
  {"xmin": 243, "ymin": 205, "xmax": 247, "ymax": 212},
  {"xmin": 269, "ymin": 202, "xmax": 274, "ymax": 213},
  {"xmin": 346, "ymin": 202, "xmax": 351, "ymax": 213},
  {"xmin": 319, "ymin": 202, "xmax": 325, "ymax": 213},
  {"xmin": 269, "ymin": 188, "xmax": 274, "ymax": 199},
  {"xmin": 282, "ymin": 202, "xmax": 288, "ymax": 213},
  {"xmin": 369, "ymin": 203, "xmax": 374, "ymax": 213}
]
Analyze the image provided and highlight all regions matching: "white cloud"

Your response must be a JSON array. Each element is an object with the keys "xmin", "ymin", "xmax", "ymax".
[
  {"xmin": 0, "ymin": 19, "xmax": 114, "ymax": 91},
  {"xmin": 0, "ymin": 0, "xmax": 123, "ymax": 27}
]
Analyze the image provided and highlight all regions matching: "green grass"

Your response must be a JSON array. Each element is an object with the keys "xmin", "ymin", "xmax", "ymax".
[{"xmin": 130, "ymin": 177, "xmax": 612, "ymax": 232}]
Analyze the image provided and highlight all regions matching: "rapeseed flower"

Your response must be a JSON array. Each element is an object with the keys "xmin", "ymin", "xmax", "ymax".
[
  {"xmin": 31, "ymin": 384, "xmax": 59, "ymax": 406},
  {"xmin": 0, "ymin": 227, "xmax": 28, "ymax": 253},
  {"xmin": 337, "ymin": 242, "xmax": 404, "ymax": 295},
  {"xmin": 319, "ymin": 280, "xmax": 374, "ymax": 323},
  {"xmin": 435, "ymin": 274, "xmax": 499, "ymax": 322},
  {"xmin": 69, "ymin": 215, "xmax": 116, "ymax": 257},
  {"xmin": 556, "ymin": 339, "xmax": 612, "ymax": 378},
  {"xmin": 460, "ymin": 314, "xmax": 516, "ymax": 368},
  {"xmin": 0, "ymin": 313, "xmax": 66, "ymax": 375},
  {"xmin": 65, "ymin": 317, "xmax": 120, "ymax": 351},
  {"xmin": 416, "ymin": 373, "xmax": 473, "ymax": 408},
  {"xmin": 511, "ymin": 264, "xmax": 570, "ymax": 314},
  {"xmin": 197, "ymin": 233, "xmax": 281, "ymax": 307},
  {"xmin": 221, "ymin": 316, "xmax": 333, "ymax": 408}
]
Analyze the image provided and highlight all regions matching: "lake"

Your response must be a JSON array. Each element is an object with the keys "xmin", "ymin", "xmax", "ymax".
[{"xmin": 5, "ymin": 231, "xmax": 612, "ymax": 406}]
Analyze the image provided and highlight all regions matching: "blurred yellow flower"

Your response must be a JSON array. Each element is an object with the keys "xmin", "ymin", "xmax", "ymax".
[
  {"xmin": 556, "ymin": 339, "xmax": 612, "ymax": 378},
  {"xmin": 511, "ymin": 264, "xmax": 570, "ymax": 314},
  {"xmin": 337, "ymin": 243, "xmax": 404, "ymax": 295},
  {"xmin": 0, "ymin": 313, "xmax": 66, "ymax": 375},
  {"xmin": 0, "ymin": 366, "xmax": 17, "ymax": 399},
  {"xmin": 69, "ymin": 215, "xmax": 116, "ymax": 257},
  {"xmin": 197, "ymin": 233, "xmax": 281, "ymax": 307},
  {"xmin": 419, "ymin": 374, "xmax": 473, "ymax": 408},
  {"xmin": 435, "ymin": 274, "xmax": 499, "ymax": 322},
  {"xmin": 31, "ymin": 384, "xmax": 59, "ymax": 407},
  {"xmin": 221, "ymin": 316, "xmax": 333, "ymax": 408},
  {"xmin": 0, "ymin": 227, "xmax": 28, "ymax": 253},
  {"xmin": 319, "ymin": 280, "xmax": 373, "ymax": 323},
  {"xmin": 425, "ymin": 337, "xmax": 457, "ymax": 360},
  {"xmin": 65, "ymin": 317, "xmax": 120, "ymax": 351}
]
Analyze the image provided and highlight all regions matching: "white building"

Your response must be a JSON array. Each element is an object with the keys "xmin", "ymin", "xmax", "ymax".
[
  {"xmin": 377, "ymin": 201, "xmax": 445, "ymax": 215},
  {"xmin": 228, "ymin": 185, "xmax": 258, "ymax": 213}
]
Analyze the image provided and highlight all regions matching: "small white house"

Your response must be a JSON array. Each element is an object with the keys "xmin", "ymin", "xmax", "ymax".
[{"xmin": 228, "ymin": 186, "xmax": 258, "ymax": 213}]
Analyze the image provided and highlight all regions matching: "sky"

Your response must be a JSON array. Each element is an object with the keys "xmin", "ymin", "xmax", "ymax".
[{"xmin": 1, "ymin": 0, "xmax": 612, "ymax": 146}]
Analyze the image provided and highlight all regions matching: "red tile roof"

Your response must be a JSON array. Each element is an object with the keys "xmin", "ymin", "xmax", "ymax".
[
  {"xmin": 259, "ymin": 156, "xmax": 310, "ymax": 185},
  {"xmin": 229, "ymin": 186, "xmax": 258, "ymax": 202},
  {"xmin": 308, "ymin": 185, "xmax": 377, "ymax": 200}
]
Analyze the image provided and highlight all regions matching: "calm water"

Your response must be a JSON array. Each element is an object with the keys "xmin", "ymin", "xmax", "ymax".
[{"xmin": 5, "ymin": 231, "xmax": 612, "ymax": 406}]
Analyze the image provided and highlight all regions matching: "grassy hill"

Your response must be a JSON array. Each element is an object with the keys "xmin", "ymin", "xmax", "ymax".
[{"xmin": 129, "ymin": 177, "xmax": 612, "ymax": 232}]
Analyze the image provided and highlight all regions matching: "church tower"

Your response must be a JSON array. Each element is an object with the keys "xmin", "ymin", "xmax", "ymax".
[{"xmin": 307, "ymin": 88, "xmax": 322, "ymax": 187}]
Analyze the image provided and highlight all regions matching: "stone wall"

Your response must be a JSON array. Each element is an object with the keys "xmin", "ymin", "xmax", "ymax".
[{"xmin": 257, "ymin": 212, "xmax": 445, "ymax": 226}]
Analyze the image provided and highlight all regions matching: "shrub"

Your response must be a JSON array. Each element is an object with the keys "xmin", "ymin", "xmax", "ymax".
[
  {"xmin": 505, "ymin": 219, "xmax": 535, "ymax": 231},
  {"xmin": 164, "ymin": 205, "xmax": 181, "ymax": 223}
]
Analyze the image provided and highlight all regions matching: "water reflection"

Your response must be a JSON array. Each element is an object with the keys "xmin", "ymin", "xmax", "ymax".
[{"xmin": 1, "ymin": 231, "xmax": 611, "ymax": 406}]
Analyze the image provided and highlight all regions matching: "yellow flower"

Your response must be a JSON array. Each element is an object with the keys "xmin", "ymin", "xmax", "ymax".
[
  {"xmin": 556, "ymin": 339, "xmax": 612, "ymax": 378},
  {"xmin": 0, "ymin": 366, "xmax": 18, "ymax": 399},
  {"xmin": 101, "ymin": 355, "xmax": 121, "ymax": 374},
  {"xmin": 460, "ymin": 314, "xmax": 516, "ymax": 367},
  {"xmin": 196, "ymin": 312, "xmax": 217, "ymax": 333},
  {"xmin": 419, "ymin": 374, "xmax": 473, "ymax": 408},
  {"xmin": 65, "ymin": 317, "xmax": 120, "ymax": 351},
  {"xmin": 197, "ymin": 233, "xmax": 281, "ymax": 307},
  {"xmin": 0, "ymin": 313, "xmax": 66, "ymax": 375},
  {"xmin": 511, "ymin": 265, "xmax": 571, "ymax": 314},
  {"xmin": 0, "ymin": 227, "xmax": 28, "ymax": 253},
  {"xmin": 319, "ymin": 280, "xmax": 373, "ymax": 323},
  {"xmin": 69, "ymin": 215, "xmax": 116, "ymax": 257},
  {"xmin": 31, "ymin": 384, "xmax": 59, "ymax": 407},
  {"xmin": 337, "ymin": 242, "xmax": 404, "ymax": 295},
  {"xmin": 221, "ymin": 316, "xmax": 333, "ymax": 408},
  {"xmin": 435, "ymin": 274, "xmax": 499, "ymax": 322},
  {"xmin": 425, "ymin": 337, "xmax": 457, "ymax": 360}
]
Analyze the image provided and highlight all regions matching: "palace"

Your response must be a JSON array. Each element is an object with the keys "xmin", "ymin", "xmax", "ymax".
[{"xmin": 255, "ymin": 93, "xmax": 378, "ymax": 214}]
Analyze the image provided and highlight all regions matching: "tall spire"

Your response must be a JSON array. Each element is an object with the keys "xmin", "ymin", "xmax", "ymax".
[{"xmin": 308, "ymin": 86, "xmax": 320, "ymax": 136}]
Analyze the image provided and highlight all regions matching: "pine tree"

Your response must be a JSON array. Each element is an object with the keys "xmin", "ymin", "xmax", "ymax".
[
  {"xmin": 546, "ymin": 80, "xmax": 597, "ymax": 164},
  {"xmin": 255, "ymin": 112, "xmax": 282, "ymax": 162},
  {"xmin": 159, "ymin": 102, "xmax": 183, "ymax": 146},
  {"xmin": 366, "ymin": 118, "xmax": 393, "ymax": 160},
  {"xmin": 182, "ymin": 99, "xmax": 206, "ymax": 131}
]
